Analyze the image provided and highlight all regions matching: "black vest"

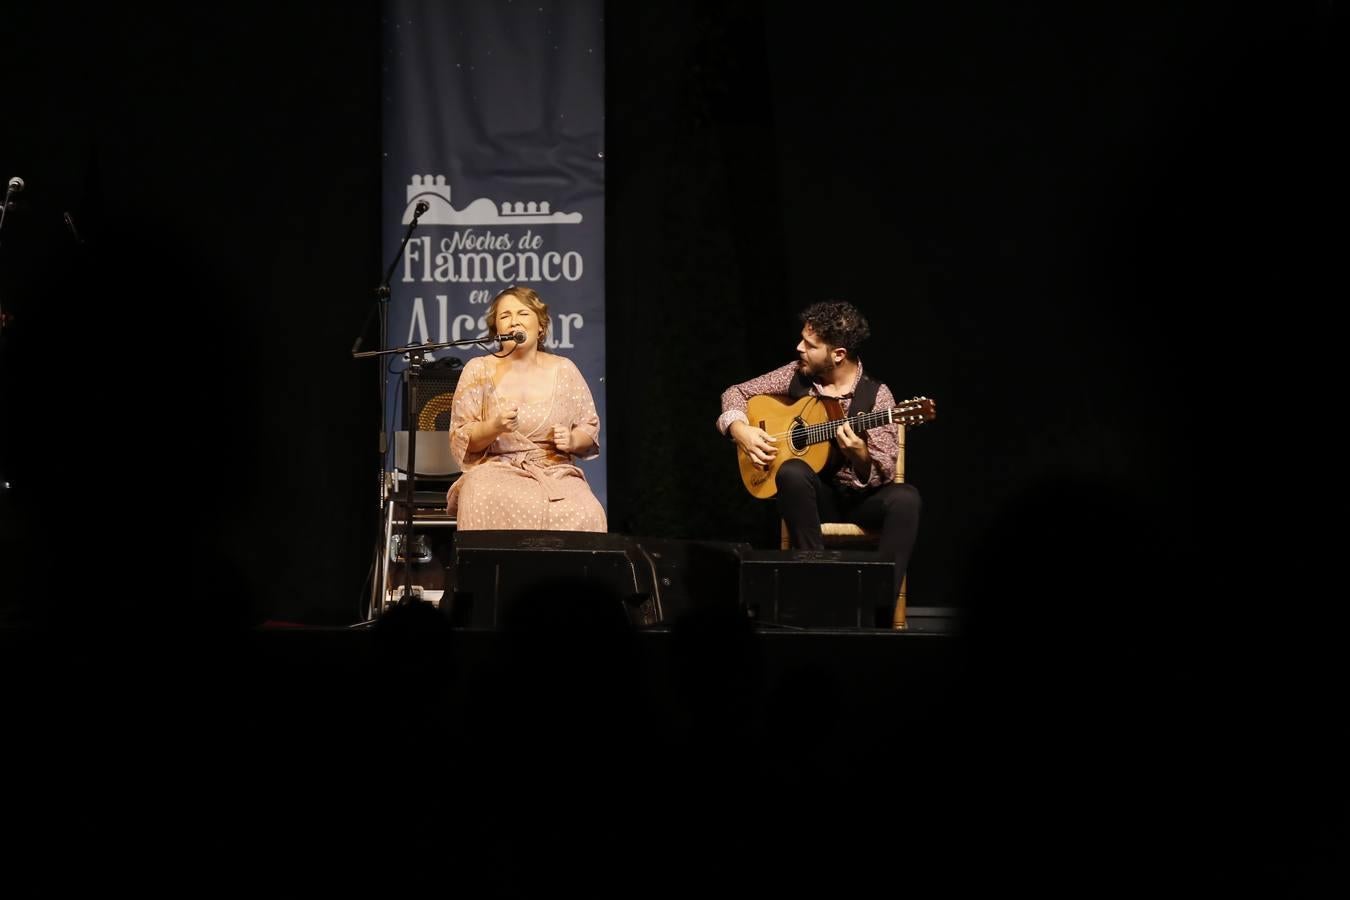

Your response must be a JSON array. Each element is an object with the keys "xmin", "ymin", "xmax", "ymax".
[
  {"xmin": 787, "ymin": 369, "xmax": 881, "ymax": 473},
  {"xmin": 786, "ymin": 369, "xmax": 880, "ymax": 413}
]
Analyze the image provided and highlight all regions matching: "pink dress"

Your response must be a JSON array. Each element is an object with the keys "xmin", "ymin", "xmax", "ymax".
[{"xmin": 447, "ymin": 354, "xmax": 607, "ymax": 532}]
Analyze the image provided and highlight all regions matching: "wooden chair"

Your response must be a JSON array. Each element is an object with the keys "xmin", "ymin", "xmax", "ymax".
[{"xmin": 781, "ymin": 424, "xmax": 911, "ymax": 630}]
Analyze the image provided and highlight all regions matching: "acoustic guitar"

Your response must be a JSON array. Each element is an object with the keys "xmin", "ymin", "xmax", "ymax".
[{"xmin": 736, "ymin": 394, "xmax": 936, "ymax": 498}]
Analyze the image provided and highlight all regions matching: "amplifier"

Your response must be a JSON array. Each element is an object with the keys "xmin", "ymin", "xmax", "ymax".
[
  {"xmin": 450, "ymin": 532, "xmax": 753, "ymax": 628},
  {"xmin": 739, "ymin": 549, "xmax": 896, "ymax": 628},
  {"xmin": 450, "ymin": 530, "xmax": 653, "ymax": 628}
]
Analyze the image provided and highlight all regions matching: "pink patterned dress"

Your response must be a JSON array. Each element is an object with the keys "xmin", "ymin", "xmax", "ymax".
[{"xmin": 447, "ymin": 354, "xmax": 607, "ymax": 532}]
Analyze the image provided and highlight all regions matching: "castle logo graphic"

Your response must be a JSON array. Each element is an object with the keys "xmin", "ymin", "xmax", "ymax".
[{"xmin": 402, "ymin": 175, "xmax": 584, "ymax": 225}]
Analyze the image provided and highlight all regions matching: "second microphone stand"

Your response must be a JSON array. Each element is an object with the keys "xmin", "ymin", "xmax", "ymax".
[
  {"xmin": 352, "ymin": 199, "xmax": 511, "ymax": 619},
  {"xmin": 354, "ymin": 333, "xmax": 509, "ymax": 614}
]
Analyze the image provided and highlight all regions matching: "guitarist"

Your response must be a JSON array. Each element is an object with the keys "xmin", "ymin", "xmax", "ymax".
[{"xmin": 717, "ymin": 301, "xmax": 923, "ymax": 606}]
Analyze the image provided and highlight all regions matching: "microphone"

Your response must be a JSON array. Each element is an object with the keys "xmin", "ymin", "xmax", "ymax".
[
  {"xmin": 0, "ymin": 176, "xmax": 22, "ymax": 239},
  {"xmin": 63, "ymin": 212, "xmax": 84, "ymax": 245},
  {"xmin": 497, "ymin": 331, "xmax": 526, "ymax": 345},
  {"xmin": 3, "ymin": 176, "xmax": 22, "ymax": 211},
  {"xmin": 413, "ymin": 199, "xmax": 429, "ymax": 217}
]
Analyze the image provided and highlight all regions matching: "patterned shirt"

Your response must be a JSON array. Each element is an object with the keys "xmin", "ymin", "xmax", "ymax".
[{"xmin": 717, "ymin": 361, "xmax": 899, "ymax": 490}]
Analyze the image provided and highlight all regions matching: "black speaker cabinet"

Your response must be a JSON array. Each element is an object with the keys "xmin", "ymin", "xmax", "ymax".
[
  {"xmin": 451, "ymin": 530, "xmax": 658, "ymax": 627},
  {"xmin": 628, "ymin": 537, "xmax": 751, "ymax": 622},
  {"xmin": 739, "ymin": 549, "xmax": 897, "ymax": 628},
  {"xmin": 450, "ymin": 532, "xmax": 755, "ymax": 628}
]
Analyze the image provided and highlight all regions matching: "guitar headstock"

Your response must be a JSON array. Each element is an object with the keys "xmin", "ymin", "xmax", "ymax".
[{"xmin": 894, "ymin": 396, "xmax": 936, "ymax": 427}]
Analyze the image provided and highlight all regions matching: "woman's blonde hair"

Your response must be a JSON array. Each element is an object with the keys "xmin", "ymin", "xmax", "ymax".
[{"xmin": 487, "ymin": 284, "xmax": 550, "ymax": 350}]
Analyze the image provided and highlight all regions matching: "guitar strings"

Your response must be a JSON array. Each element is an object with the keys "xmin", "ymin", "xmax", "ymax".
[
  {"xmin": 761, "ymin": 409, "xmax": 900, "ymax": 444},
  {"xmin": 753, "ymin": 401, "xmax": 923, "ymax": 444}
]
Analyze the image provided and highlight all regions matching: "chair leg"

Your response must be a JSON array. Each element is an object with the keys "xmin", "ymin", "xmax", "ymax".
[{"xmin": 892, "ymin": 574, "xmax": 908, "ymax": 630}]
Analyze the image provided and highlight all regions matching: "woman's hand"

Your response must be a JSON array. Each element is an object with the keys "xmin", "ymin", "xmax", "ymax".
[
  {"xmin": 492, "ymin": 397, "xmax": 519, "ymax": 436},
  {"xmin": 551, "ymin": 424, "xmax": 574, "ymax": 454}
]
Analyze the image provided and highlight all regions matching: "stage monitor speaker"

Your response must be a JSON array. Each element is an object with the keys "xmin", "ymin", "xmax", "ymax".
[
  {"xmin": 903, "ymin": 605, "xmax": 962, "ymax": 634},
  {"xmin": 451, "ymin": 530, "xmax": 659, "ymax": 628},
  {"xmin": 450, "ymin": 532, "xmax": 754, "ymax": 628},
  {"xmin": 628, "ymin": 537, "xmax": 751, "ymax": 623},
  {"xmin": 739, "ymin": 549, "xmax": 896, "ymax": 628}
]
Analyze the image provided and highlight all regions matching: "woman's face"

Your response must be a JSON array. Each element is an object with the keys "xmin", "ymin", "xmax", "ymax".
[{"xmin": 493, "ymin": 295, "xmax": 540, "ymax": 351}]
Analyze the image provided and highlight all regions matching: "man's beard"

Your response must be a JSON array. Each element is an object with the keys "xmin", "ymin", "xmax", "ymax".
[{"xmin": 797, "ymin": 356, "xmax": 837, "ymax": 378}]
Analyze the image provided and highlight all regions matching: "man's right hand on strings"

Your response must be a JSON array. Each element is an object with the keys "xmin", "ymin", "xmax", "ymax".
[{"xmin": 729, "ymin": 421, "xmax": 777, "ymax": 469}]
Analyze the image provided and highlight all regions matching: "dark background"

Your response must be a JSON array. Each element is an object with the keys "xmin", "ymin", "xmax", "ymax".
[
  {"xmin": 0, "ymin": 1, "xmax": 1341, "ymax": 888},
  {"xmin": 2, "ymin": 1, "xmax": 1335, "ymax": 624}
]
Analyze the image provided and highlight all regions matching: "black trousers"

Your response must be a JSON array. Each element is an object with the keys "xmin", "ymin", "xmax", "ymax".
[{"xmin": 775, "ymin": 459, "xmax": 921, "ymax": 601}]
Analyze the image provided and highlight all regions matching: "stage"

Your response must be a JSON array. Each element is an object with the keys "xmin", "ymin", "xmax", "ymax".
[
  {"xmin": 1, "ymin": 596, "xmax": 1337, "ymax": 891},
  {"xmin": 2, "ymin": 603, "xmax": 976, "ymax": 882}
]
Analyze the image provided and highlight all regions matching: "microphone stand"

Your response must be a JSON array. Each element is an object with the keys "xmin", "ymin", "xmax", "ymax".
[
  {"xmin": 0, "ymin": 178, "xmax": 23, "ymax": 500},
  {"xmin": 354, "ymin": 333, "xmax": 512, "ymax": 618},
  {"xmin": 0, "ymin": 178, "xmax": 21, "ymax": 250},
  {"xmin": 353, "ymin": 199, "xmax": 429, "ymax": 521},
  {"xmin": 350, "ymin": 200, "xmax": 427, "ymax": 623},
  {"xmin": 0, "ymin": 179, "xmax": 21, "ymax": 338}
]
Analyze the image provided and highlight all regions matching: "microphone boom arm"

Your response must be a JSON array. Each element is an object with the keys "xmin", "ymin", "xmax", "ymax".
[{"xmin": 351, "ymin": 333, "xmax": 516, "ymax": 360}]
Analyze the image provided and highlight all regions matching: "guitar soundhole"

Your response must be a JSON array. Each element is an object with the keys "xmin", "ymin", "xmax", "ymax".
[{"xmin": 789, "ymin": 421, "xmax": 808, "ymax": 452}]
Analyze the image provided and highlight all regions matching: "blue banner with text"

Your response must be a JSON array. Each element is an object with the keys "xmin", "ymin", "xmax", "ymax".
[{"xmin": 381, "ymin": 0, "xmax": 606, "ymax": 509}]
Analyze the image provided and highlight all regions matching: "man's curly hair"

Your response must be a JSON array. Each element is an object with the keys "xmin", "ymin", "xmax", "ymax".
[{"xmin": 800, "ymin": 301, "xmax": 870, "ymax": 358}]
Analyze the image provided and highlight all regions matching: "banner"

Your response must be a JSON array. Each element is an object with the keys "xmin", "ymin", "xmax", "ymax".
[{"xmin": 381, "ymin": 0, "xmax": 607, "ymax": 509}]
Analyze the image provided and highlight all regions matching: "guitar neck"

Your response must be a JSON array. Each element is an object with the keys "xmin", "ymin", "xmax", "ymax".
[{"xmin": 802, "ymin": 407, "xmax": 895, "ymax": 448}]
